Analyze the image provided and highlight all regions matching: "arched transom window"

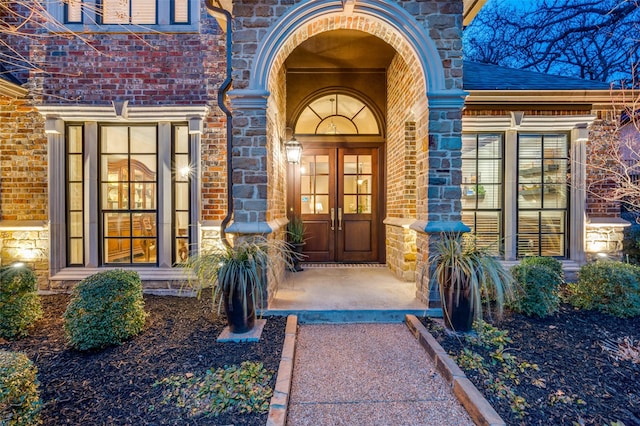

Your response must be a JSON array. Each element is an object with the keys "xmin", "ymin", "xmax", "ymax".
[{"xmin": 294, "ymin": 93, "xmax": 380, "ymax": 135}]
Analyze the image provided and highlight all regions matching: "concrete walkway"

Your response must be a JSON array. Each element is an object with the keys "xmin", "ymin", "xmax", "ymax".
[{"xmin": 286, "ymin": 323, "xmax": 474, "ymax": 426}]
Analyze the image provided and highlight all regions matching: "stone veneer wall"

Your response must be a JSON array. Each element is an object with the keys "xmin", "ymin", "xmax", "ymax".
[
  {"xmin": 584, "ymin": 223, "xmax": 627, "ymax": 261},
  {"xmin": 0, "ymin": 228, "xmax": 49, "ymax": 288},
  {"xmin": 230, "ymin": 0, "xmax": 465, "ymax": 304},
  {"xmin": 230, "ymin": 0, "xmax": 465, "ymax": 234}
]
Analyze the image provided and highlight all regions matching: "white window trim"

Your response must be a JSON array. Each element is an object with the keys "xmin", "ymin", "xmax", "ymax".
[
  {"xmin": 39, "ymin": 104, "xmax": 208, "ymax": 281},
  {"xmin": 47, "ymin": 0, "xmax": 199, "ymax": 33},
  {"xmin": 462, "ymin": 113, "xmax": 595, "ymax": 262}
]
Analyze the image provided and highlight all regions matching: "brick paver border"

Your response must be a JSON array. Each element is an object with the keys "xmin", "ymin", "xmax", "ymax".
[
  {"xmin": 266, "ymin": 315, "xmax": 298, "ymax": 426},
  {"xmin": 405, "ymin": 314, "xmax": 506, "ymax": 426}
]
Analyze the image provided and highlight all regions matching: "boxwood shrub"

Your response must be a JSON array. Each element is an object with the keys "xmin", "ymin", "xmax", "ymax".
[
  {"xmin": 0, "ymin": 265, "xmax": 42, "ymax": 339},
  {"xmin": 519, "ymin": 256, "xmax": 563, "ymax": 279},
  {"xmin": 509, "ymin": 258, "xmax": 562, "ymax": 317},
  {"xmin": 63, "ymin": 270, "xmax": 147, "ymax": 351},
  {"xmin": 0, "ymin": 350, "xmax": 42, "ymax": 426},
  {"xmin": 568, "ymin": 260, "xmax": 640, "ymax": 318}
]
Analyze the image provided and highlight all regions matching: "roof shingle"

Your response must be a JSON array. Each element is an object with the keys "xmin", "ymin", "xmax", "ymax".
[{"xmin": 463, "ymin": 61, "xmax": 611, "ymax": 91}]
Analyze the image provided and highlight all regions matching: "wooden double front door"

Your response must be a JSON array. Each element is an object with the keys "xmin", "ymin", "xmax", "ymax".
[{"xmin": 292, "ymin": 147, "xmax": 382, "ymax": 263}]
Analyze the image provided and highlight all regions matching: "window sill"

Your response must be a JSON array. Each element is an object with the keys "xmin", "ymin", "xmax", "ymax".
[
  {"xmin": 51, "ymin": 266, "xmax": 194, "ymax": 282},
  {"xmin": 52, "ymin": 23, "xmax": 199, "ymax": 34}
]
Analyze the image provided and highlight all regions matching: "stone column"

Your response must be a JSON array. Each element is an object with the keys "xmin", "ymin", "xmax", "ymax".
[
  {"xmin": 413, "ymin": 92, "xmax": 469, "ymax": 304},
  {"xmin": 225, "ymin": 89, "xmax": 273, "ymax": 235}
]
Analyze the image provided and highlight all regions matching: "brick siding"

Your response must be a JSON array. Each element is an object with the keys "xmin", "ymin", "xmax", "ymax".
[{"xmin": 0, "ymin": 96, "xmax": 47, "ymax": 221}]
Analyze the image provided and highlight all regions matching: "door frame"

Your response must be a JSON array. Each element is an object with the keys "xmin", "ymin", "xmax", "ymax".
[{"xmin": 287, "ymin": 139, "xmax": 386, "ymax": 263}]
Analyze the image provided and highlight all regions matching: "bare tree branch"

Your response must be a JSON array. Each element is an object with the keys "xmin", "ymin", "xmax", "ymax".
[{"xmin": 465, "ymin": 0, "xmax": 640, "ymax": 84}]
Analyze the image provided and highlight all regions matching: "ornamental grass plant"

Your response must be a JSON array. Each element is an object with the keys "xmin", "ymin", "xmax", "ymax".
[{"xmin": 426, "ymin": 232, "xmax": 516, "ymax": 330}]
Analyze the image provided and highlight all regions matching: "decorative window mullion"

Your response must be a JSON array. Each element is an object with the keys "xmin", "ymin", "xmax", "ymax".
[{"xmin": 158, "ymin": 122, "xmax": 173, "ymax": 267}]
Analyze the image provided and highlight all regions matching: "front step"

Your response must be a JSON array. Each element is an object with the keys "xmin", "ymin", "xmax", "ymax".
[{"xmin": 261, "ymin": 308, "xmax": 442, "ymax": 323}]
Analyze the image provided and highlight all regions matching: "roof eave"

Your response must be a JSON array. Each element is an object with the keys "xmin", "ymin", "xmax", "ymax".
[{"xmin": 464, "ymin": 89, "xmax": 631, "ymax": 106}]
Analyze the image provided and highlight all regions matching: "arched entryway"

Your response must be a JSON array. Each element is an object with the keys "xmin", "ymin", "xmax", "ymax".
[{"xmin": 227, "ymin": 0, "xmax": 468, "ymax": 302}]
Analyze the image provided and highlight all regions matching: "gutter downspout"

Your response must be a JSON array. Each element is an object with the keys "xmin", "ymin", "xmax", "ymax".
[{"xmin": 205, "ymin": 0, "xmax": 233, "ymax": 247}]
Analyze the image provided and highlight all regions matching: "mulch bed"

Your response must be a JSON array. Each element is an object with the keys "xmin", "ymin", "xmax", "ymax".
[
  {"xmin": 1, "ymin": 294, "xmax": 286, "ymax": 426},
  {"xmin": 422, "ymin": 306, "xmax": 640, "ymax": 426}
]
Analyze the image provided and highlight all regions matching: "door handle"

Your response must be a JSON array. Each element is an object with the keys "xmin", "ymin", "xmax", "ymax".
[
  {"xmin": 338, "ymin": 207, "xmax": 343, "ymax": 231},
  {"xmin": 330, "ymin": 207, "xmax": 335, "ymax": 231}
]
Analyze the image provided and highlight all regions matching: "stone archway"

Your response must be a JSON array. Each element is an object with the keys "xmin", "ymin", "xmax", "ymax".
[{"xmin": 227, "ymin": 0, "xmax": 468, "ymax": 303}]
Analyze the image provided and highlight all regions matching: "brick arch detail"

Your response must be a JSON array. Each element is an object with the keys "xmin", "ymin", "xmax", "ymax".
[{"xmin": 252, "ymin": 0, "xmax": 440, "ymax": 96}]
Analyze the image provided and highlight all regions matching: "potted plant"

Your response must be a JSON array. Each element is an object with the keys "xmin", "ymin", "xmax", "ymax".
[
  {"xmin": 185, "ymin": 237, "xmax": 294, "ymax": 334},
  {"xmin": 426, "ymin": 232, "xmax": 515, "ymax": 332},
  {"xmin": 286, "ymin": 215, "xmax": 306, "ymax": 272}
]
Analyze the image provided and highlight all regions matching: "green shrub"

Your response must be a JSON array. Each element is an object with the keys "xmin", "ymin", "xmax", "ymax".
[
  {"xmin": 63, "ymin": 270, "xmax": 147, "ymax": 351},
  {"xmin": 509, "ymin": 263, "xmax": 561, "ymax": 317},
  {"xmin": 0, "ymin": 265, "xmax": 42, "ymax": 339},
  {"xmin": 518, "ymin": 256, "xmax": 563, "ymax": 280},
  {"xmin": 622, "ymin": 224, "xmax": 640, "ymax": 265},
  {"xmin": 154, "ymin": 361, "xmax": 274, "ymax": 417},
  {"xmin": 0, "ymin": 350, "xmax": 42, "ymax": 426},
  {"xmin": 568, "ymin": 261, "xmax": 640, "ymax": 318}
]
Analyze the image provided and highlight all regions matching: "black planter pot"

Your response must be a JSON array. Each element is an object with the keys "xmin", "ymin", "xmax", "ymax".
[
  {"xmin": 439, "ymin": 267, "xmax": 474, "ymax": 332},
  {"xmin": 443, "ymin": 287, "xmax": 473, "ymax": 332},
  {"xmin": 289, "ymin": 242, "xmax": 305, "ymax": 272},
  {"xmin": 222, "ymin": 286, "xmax": 256, "ymax": 334}
]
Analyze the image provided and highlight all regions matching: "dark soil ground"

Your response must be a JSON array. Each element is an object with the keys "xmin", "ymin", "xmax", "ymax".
[
  {"xmin": 422, "ymin": 306, "xmax": 640, "ymax": 426},
  {"xmin": 0, "ymin": 294, "xmax": 286, "ymax": 426}
]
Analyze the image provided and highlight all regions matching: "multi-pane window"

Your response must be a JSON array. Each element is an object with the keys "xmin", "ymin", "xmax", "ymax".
[
  {"xmin": 461, "ymin": 134, "xmax": 503, "ymax": 253},
  {"xmin": 64, "ymin": 121, "xmax": 195, "ymax": 268},
  {"xmin": 101, "ymin": 125, "xmax": 158, "ymax": 265},
  {"xmin": 67, "ymin": 125, "xmax": 84, "ymax": 265},
  {"xmin": 173, "ymin": 125, "xmax": 190, "ymax": 264},
  {"xmin": 64, "ymin": 0, "xmax": 190, "ymax": 25},
  {"xmin": 301, "ymin": 155, "xmax": 330, "ymax": 215},
  {"xmin": 343, "ymin": 155, "xmax": 372, "ymax": 214},
  {"xmin": 517, "ymin": 134, "xmax": 568, "ymax": 257}
]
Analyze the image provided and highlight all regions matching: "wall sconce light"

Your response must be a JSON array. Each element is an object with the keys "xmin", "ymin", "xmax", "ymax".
[
  {"xmin": 284, "ymin": 128, "xmax": 303, "ymax": 164},
  {"xmin": 285, "ymin": 136, "xmax": 303, "ymax": 164}
]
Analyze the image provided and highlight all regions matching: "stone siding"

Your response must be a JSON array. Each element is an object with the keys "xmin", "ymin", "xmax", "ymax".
[
  {"xmin": 230, "ymin": 0, "xmax": 465, "ymax": 232},
  {"xmin": 385, "ymin": 225, "xmax": 417, "ymax": 281},
  {"xmin": 585, "ymin": 223, "xmax": 627, "ymax": 261},
  {"xmin": 0, "ymin": 228, "xmax": 49, "ymax": 288}
]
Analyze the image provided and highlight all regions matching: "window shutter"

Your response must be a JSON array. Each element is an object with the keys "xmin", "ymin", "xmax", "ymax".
[
  {"xmin": 65, "ymin": 0, "xmax": 83, "ymax": 23},
  {"xmin": 102, "ymin": 0, "xmax": 156, "ymax": 24},
  {"xmin": 132, "ymin": 0, "xmax": 156, "ymax": 24},
  {"xmin": 103, "ymin": 0, "xmax": 130, "ymax": 24},
  {"xmin": 173, "ymin": 0, "xmax": 189, "ymax": 23}
]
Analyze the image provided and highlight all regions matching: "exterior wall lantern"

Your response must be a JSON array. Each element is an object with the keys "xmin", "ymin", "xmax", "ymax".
[{"xmin": 285, "ymin": 134, "xmax": 303, "ymax": 164}]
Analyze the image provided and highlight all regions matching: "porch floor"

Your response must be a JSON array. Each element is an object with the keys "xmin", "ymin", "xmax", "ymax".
[{"xmin": 265, "ymin": 264, "xmax": 434, "ymax": 323}]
